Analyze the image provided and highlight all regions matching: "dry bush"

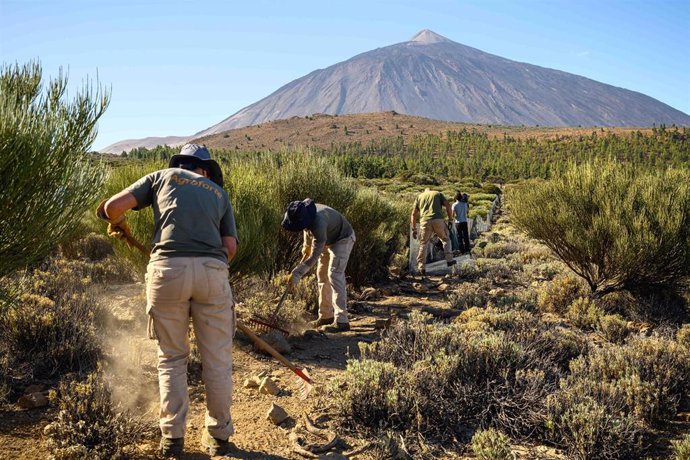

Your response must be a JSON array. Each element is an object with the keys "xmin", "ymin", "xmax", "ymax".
[
  {"xmin": 476, "ymin": 258, "xmax": 520, "ymax": 285},
  {"xmin": 456, "ymin": 307, "xmax": 587, "ymax": 371},
  {"xmin": 566, "ymin": 297, "xmax": 604, "ymax": 330},
  {"xmin": 0, "ymin": 284, "xmax": 103, "ymax": 400},
  {"xmin": 598, "ymin": 314, "xmax": 629, "ymax": 344},
  {"xmin": 238, "ymin": 272, "xmax": 318, "ymax": 332},
  {"xmin": 471, "ymin": 428, "xmax": 512, "ymax": 460},
  {"xmin": 523, "ymin": 261, "xmax": 566, "ymax": 282},
  {"xmin": 671, "ymin": 433, "xmax": 690, "ymax": 460},
  {"xmin": 60, "ymin": 233, "xmax": 114, "ymax": 261},
  {"xmin": 45, "ymin": 371, "xmax": 152, "ymax": 459},
  {"xmin": 448, "ymin": 282, "xmax": 489, "ymax": 311},
  {"xmin": 482, "ymin": 241, "xmax": 523, "ymax": 259},
  {"xmin": 510, "ymin": 243, "xmax": 553, "ymax": 265},
  {"xmin": 565, "ymin": 335, "xmax": 690, "ymax": 424},
  {"xmin": 677, "ymin": 324, "xmax": 690, "ymax": 347},
  {"xmin": 334, "ymin": 311, "xmax": 565, "ymax": 448},
  {"xmin": 537, "ymin": 274, "xmax": 587, "ymax": 314},
  {"xmin": 545, "ymin": 392, "xmax": 642, "ymax": 460}
]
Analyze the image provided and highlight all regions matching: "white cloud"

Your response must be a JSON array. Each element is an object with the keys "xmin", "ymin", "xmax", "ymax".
[{"xmin": 575, "ymin": 51, "xmax": 591, "ymax": 57}]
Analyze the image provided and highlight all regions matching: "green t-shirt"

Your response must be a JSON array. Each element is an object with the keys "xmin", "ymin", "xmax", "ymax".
[
  {"xmin": 127, "ymin": 168, "xmax": 238, "ymax": 263},
  {"xmin": 414, "ymin": 190, "xmax": 448, "ymax": 222}
]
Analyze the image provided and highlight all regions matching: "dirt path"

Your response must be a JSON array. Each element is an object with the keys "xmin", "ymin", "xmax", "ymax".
[{"xmin": 0, "ymin": 272, "xmax": 462, "ymax": 460}]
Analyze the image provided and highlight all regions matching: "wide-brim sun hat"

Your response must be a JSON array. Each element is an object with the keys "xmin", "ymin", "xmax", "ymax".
[
  {"xmin": 169, "ymin": 143, "xmax": 224, "ymax": 187},
  {"xmin": 281, "ymin": 198, "xmax": 317, "ymax": 231}
]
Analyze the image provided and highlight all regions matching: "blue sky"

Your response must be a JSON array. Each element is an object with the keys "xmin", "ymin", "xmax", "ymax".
[{"xmin": 2, "ymin": 0, "xmax": 689, "ymax": 150}]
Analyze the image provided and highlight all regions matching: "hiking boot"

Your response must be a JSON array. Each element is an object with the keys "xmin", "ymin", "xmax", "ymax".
[
  {"xmin": 310, "ymin": 317, "xmax": 334, "ymax": 328},
  {"xmin": 418, "ymin": 268, "xmax": 426, "ymax": 276},
  {"xmin": 322, "ymin": 322, "xmax": 350, "ymax": 333},
  {"xmin": 159, "ymin": 437, "xmax": 184, "ymax": 458},
  {"xmin": 447, "ymin": 260, "xmax": 457, "ymax": 267},
  {"xmin": 201, "ymin": 429, "xmax": 236, "ymax": 457}
]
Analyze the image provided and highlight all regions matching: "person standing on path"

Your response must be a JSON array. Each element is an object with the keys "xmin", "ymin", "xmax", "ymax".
[
  {"xmin": 97, "ymin": 144, "xmax": 239, "ymax": 458},
  {"xmin": 453, "ymin": 192, "xmax": 471, "ymax": 254},
  {"xmin": 282, "ymin": 199, "xmax": 356, "ymax": 333},
  {"xmin": 411, "ymin": 188, "xmax": 457, "ymax": 274}
]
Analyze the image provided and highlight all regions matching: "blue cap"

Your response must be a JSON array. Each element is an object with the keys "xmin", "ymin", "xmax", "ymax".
[{"xmin": 281, "ymin": 199, "xmax": 317, "ymax": 231}]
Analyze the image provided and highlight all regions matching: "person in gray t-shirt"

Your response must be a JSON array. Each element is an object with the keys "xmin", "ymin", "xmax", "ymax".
[
  {"xmin": 97, "ymin": 144, "xmax": 238, "ymax": 457},
  {"xmin": 452, "ymin": 192, "xmax": 471, "ymax": 254},
  {"xmin": 281, "ymin": 199, "xmax": 356, "ymax": 332}
]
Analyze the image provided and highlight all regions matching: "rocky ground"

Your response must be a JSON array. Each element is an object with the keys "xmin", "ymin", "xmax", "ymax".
[{"xmin": 0, "ymin": 264, "xmax": 569, "ymax": 459}]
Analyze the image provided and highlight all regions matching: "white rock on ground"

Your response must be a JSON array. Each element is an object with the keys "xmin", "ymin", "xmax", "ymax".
[
  {"xmin": 259, "ymin": 377, "xmax": 281, "ymax": 396},
  {"xmin": 266, "ymin": 402, "xmax": 289, "ymax": 425}
]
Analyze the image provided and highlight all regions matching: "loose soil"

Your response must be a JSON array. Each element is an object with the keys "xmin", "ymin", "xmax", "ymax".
[
  {"xmin": 0, "ymin": 270, "xmax": 564, "ymax": 459},
  {"xmin": 2, "ymin": 252, "xmax": 687, "ymax": 459}
]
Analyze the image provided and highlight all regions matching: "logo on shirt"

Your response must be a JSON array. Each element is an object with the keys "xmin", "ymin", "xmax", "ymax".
[{"xmin": 170, "ymin": 174, "xmax": 222, "ymax": 199}]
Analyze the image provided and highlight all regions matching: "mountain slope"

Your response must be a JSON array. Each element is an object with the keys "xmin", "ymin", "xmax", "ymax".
[
  {"xmin": 101, "ymin": 29, "xmax": 690, "ymax": 153},
  {"xmin": 196, "ymin": 29, "xmax": 689, "ymax": 136}
]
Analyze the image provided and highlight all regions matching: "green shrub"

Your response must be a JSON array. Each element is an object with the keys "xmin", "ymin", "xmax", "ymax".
[
  {"xmin": 566, "ymin": 297, "xmax": 604, "ymax": 330},
  {"xmin": 511, "ymin": 160, "xmax": 690, "ymax": 296},
  {"xmin": 671, "ymin": 433, "xmax": 690, "ymax": 460},
  {"xmin": 98, "ymin": 162, "xmax": 161, "ymax": 270},
  {"xmin": 45, "ymin": 371, "xmax": 151, "ymax": 459},
  {"xmin": 103, "ymin": 153, "xmax": 405, "ymax": 286},
  {"xmin": 0, "ymin": 61, "xmax": 109, "ymax": 277},
  {"xmin": 471, "ymin": 428, "xmax": 512, "ymax": 460},
  {"xmin": 481, "ymin": 184, "xmax": 503, "ymax": 196}
]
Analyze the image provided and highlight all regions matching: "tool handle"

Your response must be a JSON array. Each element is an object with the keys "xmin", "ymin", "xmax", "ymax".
[
  {"xmin": 124, "ymin": 234, "xmax": 150, "ymax": 256},
  {"xmin": 269, "ymin": 285, "xmax": 290, "ymax": 324},
  {"xmin": 236, "ymin": 321, "xmax": 312, "ymax": 384}
]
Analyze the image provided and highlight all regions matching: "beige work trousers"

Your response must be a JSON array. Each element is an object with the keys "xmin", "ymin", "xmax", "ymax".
[
  {"xmin": 317, "ymin": 233, "xmax": 356, "ymax": 323},
  {"xmin": 146, "ymin": 256, "xmax": 235, "ymax": 440},
  {"xmin": 416, "ymin": 218, "xmax": 453, "ymax": 271}
]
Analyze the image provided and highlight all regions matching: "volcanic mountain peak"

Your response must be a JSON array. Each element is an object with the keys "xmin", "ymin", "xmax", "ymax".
[
  {"xmin": 409, "ymin": 29, "xmax": 451, "ymax": 44},
  {"xmin": 102, "ymin": 30, "xmax": 690, "ymax": 153}
]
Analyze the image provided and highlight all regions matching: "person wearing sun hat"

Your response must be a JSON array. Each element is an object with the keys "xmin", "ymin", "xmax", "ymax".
[
  {"xmin": 282, "ymin": 199, "xmax": 356, "ymax": 332},
  {"xmin": 97, "ymin": 143, "xmax": 238, "ymax": 457}
]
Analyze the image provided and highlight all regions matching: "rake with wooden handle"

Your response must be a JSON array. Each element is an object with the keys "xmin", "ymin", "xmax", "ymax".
[
  {"xmin": 106, "ymin": 226, "xmax": 314, "ymax": 399},
  {"xmin": 245, "ymin": 284, "xmax": 291, "ymax": 337},
  {"xmin": 236, "ymin": 322, "xmax": 313, "ymax": 400}
]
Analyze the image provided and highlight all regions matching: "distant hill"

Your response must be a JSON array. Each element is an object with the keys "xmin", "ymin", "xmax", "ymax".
[
  {"xmin": 193, "ymin": 111, "xmax": 655, "ymax": 153},
  {"xmin": 101, "ymin": 136, "xmax": 189, "ymax": 155},
  {"xmin": 101, "ymin": 29, "xmax": 689, "ymax": 153}
]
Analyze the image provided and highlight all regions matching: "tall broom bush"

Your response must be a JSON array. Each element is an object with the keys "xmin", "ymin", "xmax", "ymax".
[
  {"xmin": 104, "ymin": 151, "xmax": 406, "ymax": 286},
  {"xmin": 0, "ymin": 61, "xmax": 109, "ymax": 277},
  {"xmin": 510, "ymin": 160, "xmax": 690, "ymax": 297}
]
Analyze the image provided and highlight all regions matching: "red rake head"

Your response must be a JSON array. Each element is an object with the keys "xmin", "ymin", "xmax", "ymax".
[
  {"xmin": 246, "ymin": 316, "xmax": 290, "ymax": 337},
  {"xmin": 295, "ymin": 368, "xmax": 313, "ymax": 400}
]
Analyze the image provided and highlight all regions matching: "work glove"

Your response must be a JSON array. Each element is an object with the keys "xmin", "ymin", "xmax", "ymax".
[
  {"xmin": 288, "ymin": 269, "xmax": 301, "ymax": 292},
  {"xmin": 96, "ymin": 199, "xmax": 132, "ymax": 241},
  {"xmin": 107, "ymin": 220, "xmax": 133, "ymax": 240}
]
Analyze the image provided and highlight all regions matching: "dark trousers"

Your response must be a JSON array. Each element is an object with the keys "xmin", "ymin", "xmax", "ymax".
[{"xmin": 455, "ymin": 222, "xmax": 470, "ymax": 253}]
